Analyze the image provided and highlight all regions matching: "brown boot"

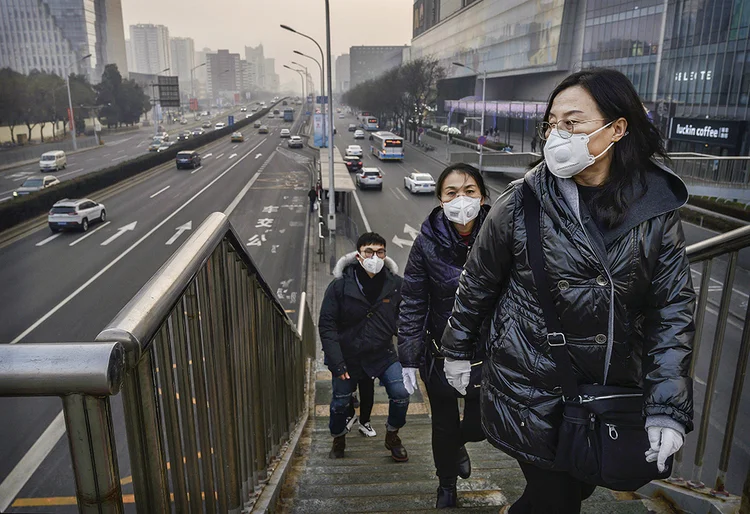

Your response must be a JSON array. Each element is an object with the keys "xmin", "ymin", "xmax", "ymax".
[
  {"xmin": 385, "ymin": 429, "xmax": 408, "ymax": 462},
  {"xmin": 329, "ymin": 434, "xmax": 345, "ymax": 459}
]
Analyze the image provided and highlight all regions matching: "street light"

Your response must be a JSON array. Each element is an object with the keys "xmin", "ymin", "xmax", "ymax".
[
  {"xmin": 66, "ymin": 53, "xmax": 91, "ymax": 150},
  {"xmin": 294, "ymin": 49, "xmax": 324, "ymax": 120},
  {"xmin": 291, "ymin": 61, "xmax": 313, "ymax": 98},
  {"xmin": 152, "ymin": 67, "xmax": 171, "ymax": 138},
  {"xmin": 453, "ymin": 62, "xmax": 486, "ymax": 173},
  {"xmin": 281, "ymin": 11, "xmax": 335, "ymax": 236},
  {"xmin": 190, "ymin": 62, "xmax": 206, "ymax": 110},
  {"xmin": 283, "ymin": 65, "xmax": 306, "ymax": 103}
]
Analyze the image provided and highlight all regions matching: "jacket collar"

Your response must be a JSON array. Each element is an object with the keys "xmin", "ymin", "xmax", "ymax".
[{"xmin": 422, "ymin": 204, "xmax": 491, "ymax": 249}]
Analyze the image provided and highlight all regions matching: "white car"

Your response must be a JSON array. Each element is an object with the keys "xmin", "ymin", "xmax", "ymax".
[
  {"xmin": 13, "ymin": 175, "xmax": 60, "ymax": 198},
  {"xmin": 48, "ymin": 198, "xmax": 106, "ymax": 232},
  {"xmin": 356, "ymin": 168, "xmax": 383, "ymax": 190},
  {"xmin": 353, "ymin": 130, "xmax": 365, "ymax": 140},
  {"xmin": 287, "ymin": 135, "xmax": 304, "ymax": 148},
  {"xmin": 404, "ymin": 172, "xmax": 436, "ymax": 194},
  {"xmin": 346, "ymin": 144, "xmax": 363, "ymax": 156},
  {"xmin": 215, "ymin": 122, "xmax": 226, "ymax": 129},
  {"xmin": 268, "ymin": 113, "xmax": 275, "ymax": 119},
  {"xmin": 280, "ymin": 128, "xmax": 291, "ymax": 138}
]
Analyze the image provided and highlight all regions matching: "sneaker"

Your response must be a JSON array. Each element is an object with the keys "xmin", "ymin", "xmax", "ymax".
[
  {"xmin": 358, "ymin": 421, "xmax": 377, "ymax": 437},
  {"xmin": 345, "ymin": 415, "xmax": 359, "ymax": 433}
]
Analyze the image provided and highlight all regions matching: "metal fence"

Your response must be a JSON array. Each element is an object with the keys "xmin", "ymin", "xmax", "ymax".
[
  {"xmin": 0, "ymin": 212, "xmax": 316, "ymax": 513},
  {"xmin": 671, "ymin": 155, "xmax": 750, "ymax": 187}
]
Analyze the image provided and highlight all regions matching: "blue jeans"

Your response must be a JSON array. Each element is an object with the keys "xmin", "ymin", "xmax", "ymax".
[{"xmin": 329, "ymin": 362, "xmax": 409, "ymax": 436}]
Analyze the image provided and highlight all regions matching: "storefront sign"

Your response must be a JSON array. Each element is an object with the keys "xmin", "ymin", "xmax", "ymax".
[{"xmin": 669, "ymin": 117, "xmax": 745, "ymax": 149}]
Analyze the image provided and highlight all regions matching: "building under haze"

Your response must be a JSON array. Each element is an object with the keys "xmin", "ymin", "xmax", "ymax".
[
  {"xmin": 129, "ymin": 23, "xmax": 170, "ymax": 75},
  {"xmin": 170, "ymin": 37, "xmax": 195, "ymax": 95},
  {"xmin": 206, "ymin": 49, "xmax": 241, "ymax": 104},
  {"xmin": 0, "ymin": 0, "xmax": 128, "ymax": 80},
  {"xmin": 413, "ymin": 0, "xmax": 750, "ymax": 156},
  {"xmin": 264, "ymin": 58, "xmax": 279, "ymax": 92},
  {"xmin": 335, "ymin": 54, "xmax": 350, "ymax": 95},
  {"xmin": 350, "ymin": 46, "xmax": 408, "ymax": 88},
  {"xmin": 245, "ymin": 45, "xmax": 266, "ymax": 90}
]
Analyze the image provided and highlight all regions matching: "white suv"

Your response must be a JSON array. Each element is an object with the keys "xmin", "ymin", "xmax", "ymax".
[{"xmin": 48, "ymin": 198, "xmax": 106, "ymax": 233}]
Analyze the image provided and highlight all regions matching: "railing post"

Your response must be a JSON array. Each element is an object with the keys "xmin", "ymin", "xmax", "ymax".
[
  {"xmin": 62, "ymin": 394, "xmax": 123, "ymax": 514},
  {"xmin": 742, "ymin": 466, "xmax": 750, "ymax": 514}
]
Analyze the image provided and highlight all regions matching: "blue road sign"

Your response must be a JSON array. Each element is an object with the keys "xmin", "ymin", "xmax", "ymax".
[
  {"xmin": 228, "ymin": 115, "xmax": 234, "ymax": 126},
  {"xmin": 316, "ymin": 96, "xmax": 329, "ymax": 104},
  {"xmin": 477, "ymin": 135, "xmax": 487, "ymax": 145}
]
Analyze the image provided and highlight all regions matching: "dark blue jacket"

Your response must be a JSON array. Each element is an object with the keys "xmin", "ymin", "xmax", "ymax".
[{"xmin": 398, "ymin": 205, "xmax": 490, "ymax": 371}]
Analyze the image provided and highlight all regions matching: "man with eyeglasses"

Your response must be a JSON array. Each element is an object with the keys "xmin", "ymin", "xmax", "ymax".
[{"xmin": 318, "ymin": 232, "xmax": 410, "ymax": 461}]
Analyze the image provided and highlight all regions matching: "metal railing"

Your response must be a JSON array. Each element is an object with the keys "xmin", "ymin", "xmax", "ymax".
[
  {"xmin": 666, "ymin": 224, "xmax": 750, "ymax": 509},
  {"xmin": 0, "ymin": 212, "xmax": 316, "ymax": 513},
  {"xmin": 671, "ymin": 155, "xmax": 750, "ymax": 187}
]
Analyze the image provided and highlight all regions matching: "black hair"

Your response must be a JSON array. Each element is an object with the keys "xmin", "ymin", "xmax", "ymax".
[
  {"xmin": 356, "ymin": 232, "xmax": 386, "ymax": 251},
  {"xmin": 542, "ymin": 68, "xmax": 669, "ymax": 228},
  {"xmin": 435, "ymin": 163, "xmax": 490, "ymax": 201}
]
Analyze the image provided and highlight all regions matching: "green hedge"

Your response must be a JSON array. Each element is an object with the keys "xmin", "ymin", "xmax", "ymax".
[
  {"xmin": 426, "ymin": 129, "xmax": 511, "ymax": 151},
  {"xmin": 0, "ymin": 103, "xmax": 282, "ymax": 232},
  {"xmin": 687, "ymin": 196, "xmax": 750, "ymax": 222}
]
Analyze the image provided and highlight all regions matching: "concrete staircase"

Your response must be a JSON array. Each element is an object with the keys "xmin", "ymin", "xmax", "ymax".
[{"xmin": 276, "ymin": 372, "xmax": 666, "ymax": 513}]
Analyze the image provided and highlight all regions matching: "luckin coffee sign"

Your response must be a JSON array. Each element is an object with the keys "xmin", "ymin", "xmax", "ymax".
[{"xmin": 669, "ymin": 117, "xmax": 745, "ymax": 149}]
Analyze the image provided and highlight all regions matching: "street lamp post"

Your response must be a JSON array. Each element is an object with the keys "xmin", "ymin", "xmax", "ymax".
[
  {"xmin": 152, "ymin": 67, "xmax": 171, "ymax": 138},
  {"xmin": 66, "ymin": 53, "xmax": 92, "ymax": 150},
  {"xmin": 190, "ymin": 62, "xmax": 206, "ymax": 112},
  {"xmin": 283, "ymin": 65, "xmax": 306, "ymax": 103},
  {"xmin": 294, "ymin": 49, "xmax": 324, "ymax": 127},
  {"xmin": 453, "ymin": 62, "xmax": 486, "ymax": 173},
  {"xmin": 291, "ymin": 62, "xmax": 313, "ymax": 100},
  {"xmin": 281, "ymin": 20, "xmax": 336, "ymax": 237}
]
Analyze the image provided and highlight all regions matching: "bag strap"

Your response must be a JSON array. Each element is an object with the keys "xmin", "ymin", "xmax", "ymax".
[{"xmin": 522, "ymin": 181, "xmax": 579, "ymax": 400}]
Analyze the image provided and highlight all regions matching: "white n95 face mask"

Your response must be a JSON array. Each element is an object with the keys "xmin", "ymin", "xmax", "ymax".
[
  {"xmin": 359, "ymin": 254, "xmax": 385, "ymax": 274},
  {"xmin": 443, "ymin": 195, "xmax": 481, "ymax": 225},
  {"xmin": 543, "ymin": 121, "xmax": 616, "ymax": 179}
]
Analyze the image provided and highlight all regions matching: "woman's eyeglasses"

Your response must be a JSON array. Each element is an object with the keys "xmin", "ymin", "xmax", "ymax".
[{"xmin": 537, "ymin": 119, "xmax": 608, "ymax": 141}]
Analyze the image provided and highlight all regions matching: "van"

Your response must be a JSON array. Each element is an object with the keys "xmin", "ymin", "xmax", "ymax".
[{"xmin": 39, "ymin": 151, "xmax": 66, "ymax": 172}]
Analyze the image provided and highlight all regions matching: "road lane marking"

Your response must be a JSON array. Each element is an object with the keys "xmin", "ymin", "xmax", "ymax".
[
  {"xmin": 232, "ymin": 145, "xmax": 238, "ymax": 149},
  {"xmin": 100, "ymin": 221, "xmax": 137, "ymax": 246},
  {"xmin": 56, "ymin": 168, "xmax": 85, "ymax": 179},
  {"xmin": 35, "ymin": 233, "xmax": 61, "ymax": 247},
  {"xmin": 190, "ymin": 166, "xmax": 203, "ymax": 175},
  {"xmin": 229, "ymin": 153, "xmax": 237, "ymax": 159},
  {"xmin": 166, "ymin": 221, "xmax": 192, "ymax": 245},
  {"xmin": 203, "ymin": 153, "xmax": 213, "ymax": 159},
  {"xmin": 691, "ymin": 268, "xmax": 750, "ymax": 299},
  {"xmin": 351, "ymin": 190, "xmax": 372, "ymax": 232},
  {"xmin": 0, "ymin": 197, "xmax": 11, "ymax": 202},
  {"xmin": 9, "ymin": 138, "xmax": 267, "ymax": 346},
  {"xmin": 0, "ymin": 412, "xmax": 65, "ymax": 512},
  {"xmin": 150, "ymin": 185, "xmax": 170, "ymax": 198},
  {"xmin": 103, "ymin": 153, "xmax": 111, "ymax": 157},
  {"xmin": 224, "ymin": 140, "xmax": 271, "ymax": 216},
  {"xmin": 216, "ymin": 153, "xmax": 224, "ymax": 159},
  {"xmin": 111, "ymin": 155, "xmax": 129, "ymax": 162},
  {"xmin": 69, "ymin": 221, "xmax": 110, "ymax": 246}
]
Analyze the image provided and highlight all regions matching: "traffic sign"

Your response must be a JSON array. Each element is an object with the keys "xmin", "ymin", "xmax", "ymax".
[
  {"xmin": 477, "ymin": 136, "xmax": 487, "ymax": 145},
  {"xmin": 418, "ymin": 127, "xmax": 424, "ymax": 135},
  {"xmin": 228, "ymin": 115, "xmax": 234, "ymax": 126},
  {"xmin": 316, "ymin": 96, "xmax": 329, "ymax": 104}
]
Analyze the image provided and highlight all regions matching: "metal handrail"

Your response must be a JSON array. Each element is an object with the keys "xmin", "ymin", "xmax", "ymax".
[{"xmin": 0, "ymin": 212, "xmax": 317, "ymax": 513}]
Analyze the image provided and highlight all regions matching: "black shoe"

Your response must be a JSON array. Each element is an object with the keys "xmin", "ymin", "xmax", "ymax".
[
  {"xmin": 457, "ymin": 445, "xmax": 471, "ymax": 479},
  {"xmin": 329, "ymin": 435, "xmax": 345, "ymax": 459},
  {"xmin": 436, "ymin": 478, "xmax": 458, "ymax": 508},
  {"xmin": 385, "ymin": 429, "xmax": 409, "ymax": 462},
  {"xmin": 352, "ymin": 392, "xmax": 360, "ymax": 409}
]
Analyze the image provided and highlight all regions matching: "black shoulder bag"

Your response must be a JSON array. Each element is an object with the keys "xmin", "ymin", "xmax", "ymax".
[{"xmin": 522, "ymin": 182, "xmax": 672, "ymax": 491}]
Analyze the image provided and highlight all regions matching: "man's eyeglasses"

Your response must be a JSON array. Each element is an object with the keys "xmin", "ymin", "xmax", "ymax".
[{"xmin": 361, "ymin": 248, "xmax": 386, "ymax": 258}]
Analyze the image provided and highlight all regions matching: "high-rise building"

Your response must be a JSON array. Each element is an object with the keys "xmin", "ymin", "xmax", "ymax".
[
  {"xmin": 129, "ymin": 23, "xmax": 170, "ymax": 75},
  {"xmin": 240, "ymin": 60, "xmax": 254, "ymax": 93},
  {"xmin": 264, "ymin": 57, "xmax": 279, "ymax": 91},
  {"xmin": 194, "ymin": 47, "xmax": 211, "ymax": 92},
  {"xmin": 245, "ymin": 44, "xmax": 265, "ymax": 89},
  {"xmin": 0, "ymin": 0, "xmax": 128, "ymax": 80},
  {"xmin": 349, "ymin": 46, "xmax": 408, "ymax": 88},
  {"xmin": 206, "ymin": 49, "xmax": 241, "ymax": 101},
  {"xmin": 335, "ymin": 54, "xmax": 350, "ymax": 95},
  {"xmin": 170, "ymin": 37, "xmax": 195, "ymax": 93},
  {"xmin": 125, "ymin": 39, "xmax": 135, "ymax": 73}
]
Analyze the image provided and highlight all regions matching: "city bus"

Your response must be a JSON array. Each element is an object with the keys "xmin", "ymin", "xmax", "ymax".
[
  {"xmin": 363, "ymin": 117, "xmax": 379, "ymax": 131},
  {"xmin": 370, "ymin": 131, "xmax": 404, "ymax": 161}
]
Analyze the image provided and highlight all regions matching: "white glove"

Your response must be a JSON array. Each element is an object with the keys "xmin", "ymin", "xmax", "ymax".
[
  {"xmin": 444, "ymin": 358, "xmax": 471, "ymax": 396},
  {"xmin": 645, "ymin": 426, "xmax": 684, "ymax": 472},
  {"xmin": 402, "ymin": 367, "xmax": 418, "ymax": 395}
]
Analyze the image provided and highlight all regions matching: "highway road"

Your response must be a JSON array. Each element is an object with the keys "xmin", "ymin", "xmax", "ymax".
[
  {"xmin": 0, "ymin": 108, "xmax": 747, "ymax": 510},
  {"xmin": 0, "ymin": 105, "xmax": 260, "ymax": 203},
  {"xmin": 0, "ymin": 105, "xmax": 312, "ymax": 512}
]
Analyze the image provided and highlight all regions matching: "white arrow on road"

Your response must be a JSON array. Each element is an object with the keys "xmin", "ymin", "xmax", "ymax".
[
  {"xmin": 203, "ymin": 153, "xmax": 213, "ymax": 159},
  {"xmin": 229, "ymin": 153, "xmax": 237, "ymax": 159},
  {"xmin": 404, "ymin": 223, "xmax": 419, "ymax": 239},
  {"xmin": 166, "ymin": 221, "xmax": 192, "ymax": 245},
  {"xmin": 255, "ymin": 153, "xmax": 263, "ymax": 159},
  {"xmin": 391, "ymin": 235, "xmax": 414, "ymax": 249},
  {"xmin": 101, "ymin": 221, "xmax": 137, "ymax": 246}
]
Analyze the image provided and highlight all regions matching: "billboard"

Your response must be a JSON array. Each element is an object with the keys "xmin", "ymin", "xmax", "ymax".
[
  {"xmin": 157, "ymin": 76, "xmax": 180, "ymax": 108},
  {"xmin": 313, "ymin": 113, "xmax": 325, "ymax": 147},
  {"xmin": 669, "ymin": 117, "xmax": 746, "ymax": 150}
]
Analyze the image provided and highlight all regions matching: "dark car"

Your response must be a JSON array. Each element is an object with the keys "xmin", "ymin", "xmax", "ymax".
[
  {"xmin": 176, "ymin": 150, "xmax": 201, "ymax": 169},
  {"xmin": 177, "ymin": 131, "xmax": 191, "ymax": 141},
  {"xmin": 343, "ymin": 154, "xmax": 363, "ymax": 173},
  {"xmin": 348, "ymin": 124, "xmax": 357, "ymax": 132}
]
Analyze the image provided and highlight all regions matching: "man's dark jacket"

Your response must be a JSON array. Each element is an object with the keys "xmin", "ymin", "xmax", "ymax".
[
  {"xmin": 441, "ymin": 163, "xmax": 696, "ymax": 468},
  {"xmin": 319, "ymin": 252, "xmax": 403, "ymax": 379}
]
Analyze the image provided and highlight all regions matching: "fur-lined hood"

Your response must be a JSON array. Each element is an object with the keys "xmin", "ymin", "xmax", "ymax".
[{"xmin": 333, "ymin": 251, "xmax": 399, "ymax": 279}]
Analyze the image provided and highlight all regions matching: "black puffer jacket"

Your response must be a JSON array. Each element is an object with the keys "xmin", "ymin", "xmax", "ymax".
[
  {"xmin": 441, "ymin": 163, "xmax": 696, "ymax": 468},
  {"xmin": 398, "ymin": 205, "xmax": 490, "ymax": 369},
  {"xmin": 319, "ymin": 252, "xmax": 403, "ymax": 380}
]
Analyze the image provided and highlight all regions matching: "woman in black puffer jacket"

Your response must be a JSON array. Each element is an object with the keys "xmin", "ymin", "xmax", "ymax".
[
  {"xmin": 398, "ymin": 163, "xmax": 490, "ymax": 508},
  {"xmin": 441, "ymin": 69, "xmax": 695, "ymax": 514}
]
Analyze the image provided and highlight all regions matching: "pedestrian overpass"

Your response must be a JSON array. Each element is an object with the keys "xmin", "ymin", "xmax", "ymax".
[{"xmin": 1, "ymin": 210, "xmax": 749, "ymax": 513}]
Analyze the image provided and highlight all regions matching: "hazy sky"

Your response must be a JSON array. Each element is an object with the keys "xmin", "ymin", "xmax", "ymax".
[{"xmin": 122, "ymin": 0, "xmax": 413, "ymax": 90}]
